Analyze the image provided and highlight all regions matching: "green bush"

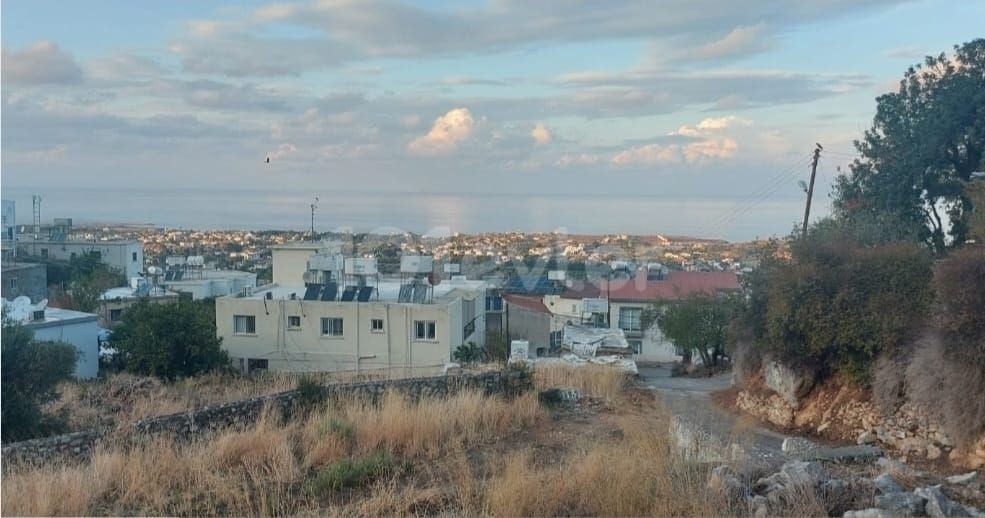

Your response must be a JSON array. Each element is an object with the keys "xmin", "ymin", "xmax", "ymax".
[
  {"xmin": 111, "ymin": 298, "xmax": 228, "ymax": 379},
  {"xmin": 1, "ymin": 324, "xmax": 78, "ymax": 442},
  {"xmin": 758, "ymin": 228, "xmax": 933, "ymax": 383},
  {"xmin": 296, "ymin": 376, "xmax": 327, "ymax": 412},
  {"xmin": 934, "ymin": 246, "xmax": 985, "ymax": 363},
  {"xmin": 308, "ymin": 450, "xmax": 396, "ymax": 493},
  {"xmin": 453, "ymin": 342, "xmax": 484, "ymax": 364}
]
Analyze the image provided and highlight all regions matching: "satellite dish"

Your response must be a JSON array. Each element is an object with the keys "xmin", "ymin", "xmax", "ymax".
[{"xmin": 427, "ymin": 272, "xmax": 441, "ymax": 286}]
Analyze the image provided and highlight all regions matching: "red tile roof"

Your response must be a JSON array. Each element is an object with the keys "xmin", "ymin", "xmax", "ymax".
[
  {"xmin": 561, "ymin": 271, "xmax": 741, "ymax": 303},
  {"xmin": 502, "ymin": 293, "xmax": 551, "ymax": 314}
]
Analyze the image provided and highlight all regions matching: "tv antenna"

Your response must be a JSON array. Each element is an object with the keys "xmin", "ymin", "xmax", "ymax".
[{"xmin": 310, "ymin": 197, "xmax": 319, "ymax": 237}]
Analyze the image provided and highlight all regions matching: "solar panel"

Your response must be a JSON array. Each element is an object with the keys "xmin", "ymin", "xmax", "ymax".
[
  {"xmin": 302, "ymin": 284, "xmax": 321, "ymax": 301},
  {"xmin": 340, "ymin": 286, "xmax": 358, "ymax": 302},
  {"xmin": 173, "ymin": 270, "xmax": 184, "ymax": 281},
  {"xmin": 397, "ymin": 284, "xmax": 413, "ymax": 303},
  {"xmin": 164, "ymin": 271, "xmax": 175, "ymax": 281},
  {"xmin": 412, "ymin": 283, "xmax": 428, "ymax": 304},
  {"xmin": 356, "ymin": 286, "xmax": 373, "ymax": 302},
  {"xmin": 320, "ymin": 282, "xmax": 338, "ymax": 301}
]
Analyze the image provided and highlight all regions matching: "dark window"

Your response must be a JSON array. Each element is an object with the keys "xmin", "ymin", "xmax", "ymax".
[
  {"xmin": 618, "ymin": 307, "xmax": 642, "ymax": 332},
  {"xmin": 288, "ymin": 316, "xmax": 301, "ymax": 329},
  {"xmin": 8, "ymin": 278, "xmax": 17, "ymax": 289},
  {"xmin": 247, "ymin": 358, "xmax": 268, "ymax": 372},
  {"xmin": 40, "ymin": 248, "xmax": 48, "ymax": 258},
  {"xmin": 414, "ymin": 320, "xmax": 436, "ymax": 341},
  {"xmin": 109, "ymin": 309, "xmax": 123, "ymax": 322},
  {"xmin": 371, "ymin": 318, "xmax": 384, "ymax": 332},
  {"xmin": 132, "ymin": 252, "xmax": 138, "ymax": 262},
  {"xmin": 234, "ymin": 315, "xmax": 256, "ymax": 334},
  {"xmin": 629, "ymin": 340, "xmax": 643, "ymax": 355},
  {"xmin": 321, "ymin": 317, "xmax": 343, "ymax": 336}
]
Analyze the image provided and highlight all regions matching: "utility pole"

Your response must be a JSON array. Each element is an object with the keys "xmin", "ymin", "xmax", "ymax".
[
  {"xmin": 309, "ymin": 197, "xmax": 318, "ymax": 237},
  {"xmin": 802, "ymin": 143, "xmax": 823, "ymax": 238}
]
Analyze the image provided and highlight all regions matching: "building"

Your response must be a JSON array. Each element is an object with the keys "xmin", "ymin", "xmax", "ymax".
[
  {"xmin": 1, "ymin": 297, "xmax": 99, "ymax": 379},
  {"xmin": 503, "ymin": 270, "xmax": 742, "ymax": 363},
  {"xmin": 97, "ymin": 279, "xmax": 180, "ymax": 327},
  {"xmin": 1, "ymin": 199, "xmax": 16, "ymax": 260},
  {"xmin": 159, "ymin": 255, "xmax": 257, "ymax": 300},
  {"xmin": 1, "ymin": 262, "xmax": 47, "ymax": 303},
  {"xmin": 216, "ymin": 244, "xmax": 488, "ymax": 375},
  {"xmin": 18, "ymin": 238, "xmax": 144, "ymax": 278}
]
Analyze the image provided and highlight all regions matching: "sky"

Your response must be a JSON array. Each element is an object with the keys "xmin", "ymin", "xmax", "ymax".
[{"xmin": 2, "ymin": 0, "xmax": 983, "ymax": 239}]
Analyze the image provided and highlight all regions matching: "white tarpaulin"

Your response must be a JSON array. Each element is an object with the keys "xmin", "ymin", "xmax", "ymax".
[
  {"xmin": 528, "ymin": 354, "xmax": 639, "ymax": 375},
  {"xmin": 561, "ymin": 323, "xmax": 632, "ymax": 357}
]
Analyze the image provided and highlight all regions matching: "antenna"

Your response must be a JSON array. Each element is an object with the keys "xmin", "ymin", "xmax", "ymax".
[
  {"xmin": 32, "ymin": 195, "xmax": 41, "ymax": 237},
  {"xmin": 310, "ymin": 197, "xmax": 319, "ymax": 237}
]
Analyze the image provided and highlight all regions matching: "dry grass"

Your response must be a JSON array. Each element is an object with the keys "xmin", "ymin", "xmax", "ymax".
[{"xmin": 532, "ymin": 363, "xmax": 628, "ymax": 400}]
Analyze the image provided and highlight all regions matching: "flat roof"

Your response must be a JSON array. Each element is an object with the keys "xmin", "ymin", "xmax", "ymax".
[
  {"xmin": 234, "ymin": 277, "xmax": 488, "ymax": 304},
  {"xmin": 23, "ymin": 307, "xmax": 99, "ymax": 329},
  {"xmin": 165, "ymin": 269, "xmax": 255, "ymax": 284},
  {"xmin": 18, "ymin": 238, "xmax": 141, "ymax": 246},
  {"xmin": 1, "ymin": 262, "xmax": 46, "ymax": 272},
  {"xmin": 100, "ymin": 286, "xmax": 180, "ymax": 300}
]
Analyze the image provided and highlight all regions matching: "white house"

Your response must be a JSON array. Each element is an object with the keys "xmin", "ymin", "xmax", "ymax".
[
  {"xmin": 2, "ymin": 297, "xmax": 99, "ymax": 379},
  {"xmin": 18, "ymin": 238, "xmax": 144, "ymax": 278}
]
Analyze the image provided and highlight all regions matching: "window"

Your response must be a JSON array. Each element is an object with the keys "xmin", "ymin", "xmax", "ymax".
[
  {"xmin": 571, "ymin": 304, "xmax": 577, "ymax": 313},
  {"xmin": 132, "ymin": 252, "xmax": 138, "ymax": 262},
  {"xmin": 40, "ymin": 248, "xmax": 48, "ymax": 258},
  {"xmin": 247, "ymin": 358, "xmax": 268, "ymax": 372},
  {"xmin": 371, "ymin": 318, "xmax": 384, "ymax": 332},
  {"xmin": 618, "ymin": 307, "xmax": 642, "ymax": 332},
  {"xmin": 234, "ymin": 315, "xmax": 256, "ymax": 334},
  {"xmin": 321, "ymin": 317, "xmax": 343, "ymax": 336},
  {"xmin": 414, "ymin": 320, "xmax": 436, "ymax": 341},
  {"xmin": 8, "ymin": 277, "xmax": 17, "ymax": 289},
  {"xmin": 288, "ymin": 316, "xmax": 301, "ymax": 329},
  {"xmin": 109, "ymin": 309, "xmax": 123, "ymax": 322},
  {"xmin": 629, "ymin": 340, "xmax": 643, "ymax": 355}
]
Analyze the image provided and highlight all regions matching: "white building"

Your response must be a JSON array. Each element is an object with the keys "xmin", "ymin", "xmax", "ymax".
[
  {"xmin": 160, "ymin": 256, "xmax": 257, "ymax": 299},
  {"xmin": 216, "ymin": 243, "xmax": 487, "ymax": 375},
  {"xmin": 1, "ymin": 199, "xmax": 16, "ymax": 260},
  {"xmin": 18, "ymin": 238, "xmax": 144, "ymax": 278},
  {"xmin": 2, "ymin": 297, "xmax": 99, "ymax": 379}
]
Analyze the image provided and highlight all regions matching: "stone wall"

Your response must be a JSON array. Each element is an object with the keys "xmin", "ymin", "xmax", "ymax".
[{"xmin": 2, "ymin": 369, "xmax": 531, "ymax": 466}]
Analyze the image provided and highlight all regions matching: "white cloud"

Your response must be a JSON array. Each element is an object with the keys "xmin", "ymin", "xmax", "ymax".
[
  {"xmin": 1, "ymin": 40, "xmax": 83, "ymax": 86},
  {"xmin": 612, "ymin": 137, "xmax": 737, "ymax": 166},
  {"xmin": 531, "ymin": 123, "xmax": 552, "ymax": 145},
  {"xmin": 554, "ymin": 153, "xmax": 600, "ymax": 168},
  {"xmin": 691, "ymin": 22, "xmax": 770, "ymax": 61},
  {"xmin": 267, "ymin": 143, "xmax": 297, "ymax": 160},
  {"xmin": 696, "ymin": 116, "xmax": 752, "ymax": 131},
  {"xmin": 407, "ymin": 107, "xmax": 476, "ymax": 155}
]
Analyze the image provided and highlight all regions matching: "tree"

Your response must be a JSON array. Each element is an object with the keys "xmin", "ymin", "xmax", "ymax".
[
  {"xmin": 111, "ymin": 298, "xmax": 228, "ymax": 379},
  {"xmin": 1, "ymin": 324, "xmax": 78, "ymax": 442},
  {"xmin": 834, "ymin": 39, "xmax": 985, "ymax": 254},
  {"xmin": 453, "ymin": 342, "xmax": 485, "ymax": 365},
  {"xmin": 644, "ymin": 294, "xmax": 739, "ymax": 366}
]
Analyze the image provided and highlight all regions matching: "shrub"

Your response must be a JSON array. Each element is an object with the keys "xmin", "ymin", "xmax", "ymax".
[
  {"xmin": 452, "ymin": 342, "xmax": 484, "ymax": 364},
  {"xmin": 111, "ymin": 298, "xmax": 228, "ymax": 379},
  {"xmin": 296, "ymin": 376, "xmax": 327, "ymax": 412},
  {"xmin": 1, "ymin": 324, "xmax": 78, "ymax": 442},
  {"xmin": 308, "ymin": 450, "xmax": 396, "ymax": 493},
  {"xmin": 759, "ymin": 232, "xmax": 933, "ymax": 383},
  {"xmin": 934, "ymin": 246, "xmax": 985, "ymax": 364}
]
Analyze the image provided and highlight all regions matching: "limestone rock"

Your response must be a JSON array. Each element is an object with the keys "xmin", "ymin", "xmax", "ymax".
[
  {"xmin": 857, "ymin": 430, "xmax": 878, "ymax": 445},
  {"xmin": 763, "ymin": 360, "xmax": 815, "ymax": 408},
  {"xmin": 926, "ymin": 443, "xmax": 942, "ymax": 460},
  {"xmin": 844, "ymin": 509, "xmax": 895, "ymax": 518},
  {"xmin": 915, "ymin": 485, "xmax": 974, "ymax": 518},
  {"xmin": 782, "ymin": 436, "xmax": 820, "ymax": 455},
  {"xmin": 708, "ymin": 465, "xmax": 748, "ymax": 500},
  {"xmin": 872, "ymin": 473, "xmax": 905, "ymax": 495},
  {"xmin": 874, "ymin": 492, "xmax": 926, "ymax": 517},
  {"xmin": 946, "ymin": 472, "xmax": 979, "ymax": 485}
]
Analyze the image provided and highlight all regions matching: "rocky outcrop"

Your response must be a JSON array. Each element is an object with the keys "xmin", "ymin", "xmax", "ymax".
[{"xmin": 763, "ymin": 360, "xmax": 816, "ymax": 408}]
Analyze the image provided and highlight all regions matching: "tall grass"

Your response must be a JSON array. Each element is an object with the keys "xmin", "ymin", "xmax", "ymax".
[{"xmin": 532, "ymin": 363, "xmax": 628, "ymax": 400}]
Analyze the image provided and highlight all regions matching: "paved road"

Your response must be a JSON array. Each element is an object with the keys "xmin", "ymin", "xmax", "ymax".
[
  {"xmin": 638, "ymin": 366, "xmax": 788, "ymax": 465},
  {"xmin": 637, "ymin": 365, "xmax": 881, "ymax": 466}
]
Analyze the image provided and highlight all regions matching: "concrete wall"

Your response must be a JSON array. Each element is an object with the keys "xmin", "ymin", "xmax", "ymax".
[
  {"xmin": 1, "ymin": 369, "xmax": 531, "ymax": 465},
  {"xmin": 272, "ymin": 247, "xmax": 318, "ymax": 285},
  {"xmin": 97, "ymin": 294, "xmax": 180, "ymax": 327},
  {"xmin": 17, "ymin": 240, "xmax": 144, "ymax": 278},
  {"xmin": 29, "ymin": 317, "xmax": 99, "ymax": 379},
  {"xmin": 504, "ymin": 302, "xmax": 551, "ymax": 354},
  {"xmin": 216, "ymin": 295, "xmax": 465, "ymax": 373},
  {"xmin": 1, "ymin": 263, "xmax": 47, "ymax": 302},
  {"xmin": 610, "ymin": 301, "xmax": 681, "ymax": 363}
]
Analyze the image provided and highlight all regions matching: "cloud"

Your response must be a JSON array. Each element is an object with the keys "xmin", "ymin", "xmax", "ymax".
[
  {"xmin": 690, "ymin": 23, "xmax": 771, "ymax": 61},
  {"xmin": 555, "ymin": 153, "xmax": 601, "ymax": 168},
  {"xmin": 2, "ymin": 40, "xmax": 83, "ymax": 86},
  {"xmin": 407, "ymin": 108, "xmax": 476, "ymax": 155},
  {"xmin": 696, "ymin": 115, "xmax": 751, "ymax": 130},
  {"xmin": 611, "ymin": 137, "xmax": 737, "ymax": 166},
  {"xmin": 267, "ymin": 143, "xmax": 297, "ymax": 160},
  {"xmin": 884, "ymin": 47, "xmax": 925, "ymax": 60},
  {"xmin": 531, "ymin": 123, "xmax": 552, "ymax": 145}
]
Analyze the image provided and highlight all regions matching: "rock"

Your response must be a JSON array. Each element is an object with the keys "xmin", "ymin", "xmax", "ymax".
[
  {"xmin": 537, "ymin": 388, "xmax": 580, "ymax": 405},
  {"xmin": 757, "ymin": 460, "xmax": 826, "ymax": 493},
  {"xmin": 763, "ymin": 360, "xmax": 815, "ymax": 408},
  {"xmin": 926, "ymin": 443, "xmax": 942, "ymax": 460},
  {"xmin": 877, "ymin": 456, "xmax": 916, "ymax": 478},
  {"xmin": 858, "ymin": 430, "xmax": 878, "ymax": 445},
  {"xmin": 844, "ymin": 508, "xmax": 895, "ymax": 518},
  {"xmin": 708, "ymin": 465, "xmax": 748, "ymax": 499},
  {"xmin": 782, "ymin": 437, "xmax": 820, "ymax": 455},
  {"xmin": 946, "ymin": 472, "xmax": 979, "ymax": 485},
  {"xmin": 872, "ymin": 473, "xmax": 905, "ymax": 495},
  {"xmin": 900, "ymin": 437, "xmax": 930, "ymax": 457},
  {"xmin": 874, "ymin": 492, "xmax": 926, "ymax": 517},
  {"xmin": 821, "ymin": 478, "xmax": 851, "ymax": 502},
  {"xmin": 915, "ymin": 485, "xmax": 973, "ymax": 518}
]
